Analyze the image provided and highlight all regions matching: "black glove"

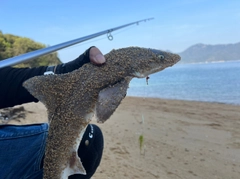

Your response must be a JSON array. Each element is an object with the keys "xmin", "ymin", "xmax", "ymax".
[{"xmin": 44, "ymin": 46, "xmax": 94, "ymax": 75}]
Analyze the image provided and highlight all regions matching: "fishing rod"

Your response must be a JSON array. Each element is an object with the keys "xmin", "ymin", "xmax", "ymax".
[{"xmin": 0, "ymin": 17, "xmax": 154, "ymax": 68}]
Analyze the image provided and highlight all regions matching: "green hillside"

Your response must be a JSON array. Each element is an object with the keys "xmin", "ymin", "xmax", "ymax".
[{"xmin": 0, "ymin": 31, "xmax": 61, "ymax": 68}]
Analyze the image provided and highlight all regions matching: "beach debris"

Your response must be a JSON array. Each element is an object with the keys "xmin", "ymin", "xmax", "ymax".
[
  {"xmin": 0, "ymin": 106, "xmax": 26, "ymax": 124},
  {"xmin": 139, "ymin": 134, "xmax": 144, "ymax": 154},
  {"xmin": 139, "ymin": 114, "xmax": 145, "ymax": 155},
  {"xmin": 23, "ymin": 47, "xmax": 180, "ymax": 179}
]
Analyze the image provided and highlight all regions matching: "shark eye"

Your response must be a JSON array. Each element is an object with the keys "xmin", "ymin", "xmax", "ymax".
[{"xmin": 158, "ymin": 55, "xmax": 164, "ymax": 59}]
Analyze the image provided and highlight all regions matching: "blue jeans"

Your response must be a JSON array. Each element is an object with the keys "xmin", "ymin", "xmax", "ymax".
[{"xmin": 0, "ymin": 123, "xmax": 48, "ymax": 179}]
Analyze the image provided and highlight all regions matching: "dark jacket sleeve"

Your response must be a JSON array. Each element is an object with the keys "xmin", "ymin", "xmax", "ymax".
[
  {"xmin": 0, "ymin": 47, "xmax": 92, "ymax": 109},
  {"xmin": 0, "ymin": 66, "xmax": 47, "ymax": 109}
]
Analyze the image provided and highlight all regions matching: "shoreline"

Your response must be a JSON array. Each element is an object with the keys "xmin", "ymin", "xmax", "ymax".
[
  {"xmin": 94, "ymin": 96, "xmax": 240, "ymax": 179},
  {"xmin": 2, "ymin": 96, "xmax": 240, "ymax": 125},
  {"xmin": 2, "ymin": 96, "xmax": 240, "ymax": 178},
  {"xmin": 177, "ymin": 59, "xmax": 240, "ymax": 65},
  {"xmin": 127, "ymin": 95, "xmax": 240, "ymax": 106}
]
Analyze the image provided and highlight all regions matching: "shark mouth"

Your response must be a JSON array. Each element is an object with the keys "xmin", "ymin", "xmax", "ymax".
[{"xmin": 132, "ymin": 66, "xmax": 163, "ymax": 78}]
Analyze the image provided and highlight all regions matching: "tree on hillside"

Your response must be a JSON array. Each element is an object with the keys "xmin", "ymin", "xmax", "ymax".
[{"xmin": 0, "ymin": 31, "xmax": 61, "ymax": 68}]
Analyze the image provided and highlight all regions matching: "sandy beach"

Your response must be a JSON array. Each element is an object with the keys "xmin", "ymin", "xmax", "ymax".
[{"xmin": 2, "ymin": 97, "xmax": 240, "ymax": 179}]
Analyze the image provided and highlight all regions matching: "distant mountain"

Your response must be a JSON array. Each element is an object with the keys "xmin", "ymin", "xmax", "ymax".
[{"xmin": 178, "ymin": 42, "xmax": 240, "ymax": 64}]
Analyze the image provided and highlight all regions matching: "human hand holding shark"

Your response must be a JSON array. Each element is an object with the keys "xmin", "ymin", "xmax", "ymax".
[{"xmin": 23, "ymin": 47, "xmax": 180, "ymax": 179}]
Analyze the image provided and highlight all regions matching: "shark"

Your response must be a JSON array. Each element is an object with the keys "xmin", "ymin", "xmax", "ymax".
[{"xmin": 23, "ymin": 47, "xmax": 180, "ymax": 179}]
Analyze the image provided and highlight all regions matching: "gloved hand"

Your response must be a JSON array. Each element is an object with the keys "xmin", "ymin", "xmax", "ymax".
[{"xmin": 45, "ymin": 46, "xmax": 105, "ymax": 74}]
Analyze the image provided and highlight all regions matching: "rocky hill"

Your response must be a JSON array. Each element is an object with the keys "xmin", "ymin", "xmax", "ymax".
[{"xmin": 179, "ymin": 42, "xmax": 240, "ymax": 64}]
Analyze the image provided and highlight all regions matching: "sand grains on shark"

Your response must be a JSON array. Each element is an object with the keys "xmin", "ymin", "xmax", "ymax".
[{"xmin": 23, "ymin": 47, "xmax": 180, "ymax": 179}]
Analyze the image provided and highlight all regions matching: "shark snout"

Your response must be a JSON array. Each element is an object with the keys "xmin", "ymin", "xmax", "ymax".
[
  {"xmin": 149, "ymin": 48, "xmax": 181, "ymax": 64},
  {"xmin": 175, "ymin": 54, "xmax": 181, "ymax": 63},
  {"xmin": 132, "ymin": 48, "xmax": 181, "ymax": 78}
]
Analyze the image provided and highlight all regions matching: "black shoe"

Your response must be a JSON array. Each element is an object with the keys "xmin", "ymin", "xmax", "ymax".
[{"xmin": 68, "ymin": 124, "xmax": 104, "ymax": 179}]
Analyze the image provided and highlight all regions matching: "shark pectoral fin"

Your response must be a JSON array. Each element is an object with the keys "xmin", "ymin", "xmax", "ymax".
[
  {"xmin": 23, "ymin": 74, "xmax": 69, "ymax": 109},
  {"xmin": 96, "ymin": 77, "xmax": 132, "ymax": 123}
]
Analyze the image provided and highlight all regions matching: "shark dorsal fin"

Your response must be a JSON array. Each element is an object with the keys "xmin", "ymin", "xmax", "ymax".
[{"xmin": 23, "ymin": 74, "xmax": 71, "ymax": 111}]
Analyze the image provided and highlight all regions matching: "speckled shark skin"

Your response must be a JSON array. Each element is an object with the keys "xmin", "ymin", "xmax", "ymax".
[{"xmin": 23, "ymin": 47, "xmax": 180, "ymax": 179}]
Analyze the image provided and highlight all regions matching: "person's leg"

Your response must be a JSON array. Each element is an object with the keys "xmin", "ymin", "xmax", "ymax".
[
  {"xmin": 0, "ymin": 123, "xmax": 48, "ymax": 179},
  {"xmin": 0, "ymin": 123, "xmax": 103, "ymax": 179}
]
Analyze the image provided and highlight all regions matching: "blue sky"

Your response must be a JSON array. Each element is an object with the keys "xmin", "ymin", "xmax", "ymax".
[{"xmin": 0, "ymin": 0, "xmax": 239, "ymax": 63}]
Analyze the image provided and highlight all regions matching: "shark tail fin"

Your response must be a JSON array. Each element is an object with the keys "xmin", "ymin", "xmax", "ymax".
[
  {"xmin": 70, "ymin": 151, "xmax": 86, "ymax": 175},
  {"xmin": 61, "ymin": 151, "xmax": 86, "ymax": 178}
]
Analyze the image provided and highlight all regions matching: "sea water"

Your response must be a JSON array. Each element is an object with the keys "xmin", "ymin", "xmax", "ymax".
[{"xmin": 127, "ymin": 61, "xmax": 240, "ymax": 105}]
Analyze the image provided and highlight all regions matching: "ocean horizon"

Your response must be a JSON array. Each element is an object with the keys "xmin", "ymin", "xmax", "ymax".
[{"xmin": 127, "ymin": 60, "xmax": 240, "ymax": 105}]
